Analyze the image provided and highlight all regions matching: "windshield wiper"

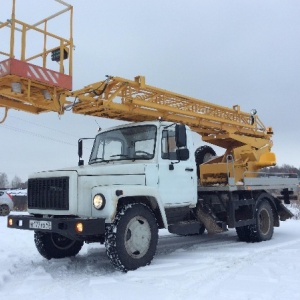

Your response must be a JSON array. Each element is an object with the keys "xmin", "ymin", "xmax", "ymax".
[
  {"xmin": 89, "ymin": 158, "xmax": 110, "ymax": 164},
  {"xmin": 110, "ymin": 154, "xmax": 138, "ymax": 162},
  {"xmin": 110, "ymin": 154, "xmax": 130, "ymax": 158}
]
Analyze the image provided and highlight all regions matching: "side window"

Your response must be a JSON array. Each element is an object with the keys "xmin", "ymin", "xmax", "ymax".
[{"xmin": 161, "ymin": 130, "xmax": 177, "ymax": 160}]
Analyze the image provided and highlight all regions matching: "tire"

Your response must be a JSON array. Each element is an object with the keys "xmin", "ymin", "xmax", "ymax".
[
  {"xmin": 105, "ymin": 203, "xmax": 158, "ymax": 272},
  {"xmin": 236, "ymin": 199, "xmax": 274, "ymax": 243},
  {"xmin": 198, "ymin": 224, "xmax": 206, "ymax": 235},
  {"xmin": 195, "ymin": 146, "xmax": 216, "ymax": 178},
  {"xmin": 34, "ymin": 232, "xmax": 84, "ymax": 259},
  {"xmin": 0, "ymin": 204, "xmax": 10, "ymax": 216},
  {"xmin": 236, "ymin": 225, "xmax": 251, "ymax": 242},
  {"xmin": 249, "ymin": 200, "xmax": 274, "ymax": 242}
]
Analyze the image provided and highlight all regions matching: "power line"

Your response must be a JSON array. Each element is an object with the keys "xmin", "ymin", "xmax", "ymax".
[
  {"xmin": 9, "ymin": 115, "xmax": 80, "ymax": 138},
  {"xmin": 1, "ymin": 124, "xmax": 77, "ymax": 147}
]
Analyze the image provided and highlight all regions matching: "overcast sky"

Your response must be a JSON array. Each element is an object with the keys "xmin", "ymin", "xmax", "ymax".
[{"xmin": 1, "ymin": 0, "xmax": 300, "ymax": 183}]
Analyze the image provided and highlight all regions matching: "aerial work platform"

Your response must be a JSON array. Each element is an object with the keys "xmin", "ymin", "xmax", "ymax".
[
  {"xmin": 0, "ymin": 0, "xmax": 73, "ymax": 122},
  {"xmin": 0, "ymin": 57, "xmax": 72, "ymax": 116}
]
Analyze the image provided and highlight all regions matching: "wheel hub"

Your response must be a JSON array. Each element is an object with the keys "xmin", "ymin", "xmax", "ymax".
[
  {"xmin": 0, "ymin": 205, "xmax": 9, "ymax": 216},
  {"xmin": 124, "ymin": 216, "xmax": 151, "ymax": 259},
  {"xmin": 259, "ymin": 208, "xmax": 271, "ymax": 235}
]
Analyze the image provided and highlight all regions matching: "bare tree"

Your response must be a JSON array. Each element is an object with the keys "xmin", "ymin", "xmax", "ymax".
[
  {"xmin": 0, "ymin": 172, "xmax": 9, "ymax": 188},
  {"xmin": 11, "ymin": 175, "xmax": 23, "ymax": 188}
]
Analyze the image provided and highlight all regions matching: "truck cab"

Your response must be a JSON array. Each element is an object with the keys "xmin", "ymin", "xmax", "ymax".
[
  {"xmin": 8, "ymin": 121, "xmax": 200, "ymax": 271},
  {"xmin": 84, "ymin": 120, "xmax": 197, "ymax": 221},
  {"xmin": 25, "ymin": 121, "xmax": 196, "ymax": 221}
]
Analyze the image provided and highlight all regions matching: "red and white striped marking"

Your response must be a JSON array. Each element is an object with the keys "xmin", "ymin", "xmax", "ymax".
[
  {"xmin": 27, "ymin": 65, "xmax": 59, "ymax": 85},
  {"xmin": 0, "ymin": 58, "xmax": 72, "ymax": 90},
  {"xmin": 0, "ymin": 60, "xmax": 9, "ymax": 76}
]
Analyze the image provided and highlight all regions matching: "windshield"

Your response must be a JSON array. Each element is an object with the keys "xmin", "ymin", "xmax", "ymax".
[{"xmin": 89, "ymin": 125, "xmax": 157, "ymax": 164}]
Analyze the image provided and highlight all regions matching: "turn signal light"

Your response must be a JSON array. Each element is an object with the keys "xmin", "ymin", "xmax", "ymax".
[
  {"xmin": 76, "ymin": 222, "xmax": 83, "ymax": 233},
  {"xmin": 75, "ymin": 222, "xmax": 83, "ymax": 233},
  {"xmin": 8, "ymin": 218, "xmax": 13, "ymax": 226}
]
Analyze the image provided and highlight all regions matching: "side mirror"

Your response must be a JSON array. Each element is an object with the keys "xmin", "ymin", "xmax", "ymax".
[
  {"xmin": 78, "ymin": 137, "xmax": 95, "ymax": 166},
  {"xmin": 78, "ymin": 139, "xmax": 83, "ymax": 158},
  {"xmin": 78, "ymin": 139, "xmax": 84, "ymax": 166},
  {"xmin": 176, "ymin": 148, "xmax": 189, "ymax": 161},
  {"xmin": 175, "ymin": 124, "xmax": 187, "ymax": 148}
]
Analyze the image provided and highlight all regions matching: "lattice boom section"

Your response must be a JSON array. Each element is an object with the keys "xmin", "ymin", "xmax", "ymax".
[{"xmin": 70, "ymin": 76, "xmax": 267, "ymax": 138}]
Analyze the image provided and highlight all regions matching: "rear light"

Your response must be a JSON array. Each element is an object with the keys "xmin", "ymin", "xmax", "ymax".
[{"xmin": 6, "ymin": 193, "xmax": 13, "ymax": 200}]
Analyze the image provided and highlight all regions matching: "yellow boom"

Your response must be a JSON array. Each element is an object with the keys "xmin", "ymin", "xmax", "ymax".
[
  {"xmin": 68, "ymin": 75, "xmax": 276, "ymax": 184},
  {"xmin": 0, "ymin": 0, "xmax": 276, "ymax": 185}
]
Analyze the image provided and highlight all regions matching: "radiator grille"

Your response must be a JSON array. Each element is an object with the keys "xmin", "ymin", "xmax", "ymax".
[{"xmin": 28, "ymin": 177, "xmax": 69, "ymax": 210}]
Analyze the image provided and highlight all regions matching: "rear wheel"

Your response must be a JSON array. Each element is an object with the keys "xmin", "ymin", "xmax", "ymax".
[
  {"xmin": 34, "ymin": 232, "xmax": 83, "ymax": 259},
  {"xmin": 105, "ymin": 203, "xmax": 158, "ymax": 272},
  {"xmin": 249, "ymin": 200, "xmax": 274, "ymax": 242},
  {"xmin": 237, "ymin": 199, "xmax": 274, "ymax": 243},
  {"xmin": 0, "ymin": 204, "xmax": 10, "ymax": 216},
  {"xmin": 236, "ymin": 225, "xmax": 251, "ymax": 242}
]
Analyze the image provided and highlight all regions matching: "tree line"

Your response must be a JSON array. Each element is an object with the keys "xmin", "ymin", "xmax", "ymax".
[
  {"xmin": 0, "ymin": 173, "xmax": 27, "ymax": 189},
  {"xmin": 262, "ymin": 164, "xmax": 300, "ymax": 177}
]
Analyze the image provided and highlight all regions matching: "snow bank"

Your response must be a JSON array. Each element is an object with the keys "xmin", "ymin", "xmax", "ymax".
[{"xmin": 6, "ymin": 189, "xmax": 27, "ymax": 196}]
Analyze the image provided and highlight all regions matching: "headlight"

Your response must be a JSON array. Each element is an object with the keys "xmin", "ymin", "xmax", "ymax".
[{"xmin": 93, "ymin": 194, "xmax": 106, "ymax": 210}]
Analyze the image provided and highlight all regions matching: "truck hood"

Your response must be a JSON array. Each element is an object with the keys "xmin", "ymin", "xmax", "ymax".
[{"xmin": 30, "ymin": 162, "xmax": 147, "ymax": 178}]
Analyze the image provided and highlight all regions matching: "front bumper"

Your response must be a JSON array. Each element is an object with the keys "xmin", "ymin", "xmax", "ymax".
[{"xmin": 7, "ymin": 215, "xmax": 105, "ymax": 240}]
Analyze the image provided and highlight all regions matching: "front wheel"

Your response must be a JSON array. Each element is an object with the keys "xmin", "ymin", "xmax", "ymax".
[
  {"xmin": 34, "ymin": 232, "xmax": 83, "ymax": 259},
  {"xmin": 105, "ymin": 203, "xmax": 158, "ymax": 272},
  {"xmin": 0, "ymin": 204, "xmax": 10, "ymax": 216}
]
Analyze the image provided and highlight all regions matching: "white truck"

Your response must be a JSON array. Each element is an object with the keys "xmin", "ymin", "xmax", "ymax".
[
  {"xmin": 7, "ymin": 120, "xmax": 298, "ymax": 271},
  {"xmin": 2, "ymin": 0, "xmax": 298, "ymax": 272}
]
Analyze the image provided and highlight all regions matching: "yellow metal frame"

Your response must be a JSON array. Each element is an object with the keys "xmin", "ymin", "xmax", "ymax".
[
  {"xmin": 0, "ymin": 0, "xmax": 73, "ymax": 120},
  {"xmin": 69, "ymin": 75, "xmax": 276, "ymax": 184},
  {"xmin": 0, "ymin": 1, "xmax": 276, "ymax": 185}
]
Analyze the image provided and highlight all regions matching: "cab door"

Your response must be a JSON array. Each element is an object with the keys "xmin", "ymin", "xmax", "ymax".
[{"xmin": 158, "ymin": 125, "xmax": 197, "ymax": 207}]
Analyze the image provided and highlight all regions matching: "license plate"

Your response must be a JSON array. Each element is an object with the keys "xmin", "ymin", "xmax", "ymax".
[{"xmin": 29, "ymin": 220, "xmax": 52, "ymax": 230}]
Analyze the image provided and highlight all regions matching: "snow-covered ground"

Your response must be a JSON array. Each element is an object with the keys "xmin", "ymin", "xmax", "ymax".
[
  {"xmin": 1, "ymin": 213, "xmax": 300, "ymax": 300},
  {"xmin": 5, "ymin": 189, "xmax": 27, "ymax": 196}
]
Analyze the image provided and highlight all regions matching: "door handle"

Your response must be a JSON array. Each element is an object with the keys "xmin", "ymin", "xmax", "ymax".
[{"xmin": 185, "ymin": 168, "xmax": 194, "ymax": 172}]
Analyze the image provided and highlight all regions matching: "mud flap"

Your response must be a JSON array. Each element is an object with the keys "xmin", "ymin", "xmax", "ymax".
[
  {"xmin": 276, "ymin": 202, "xmax": 294, "ymax": 221},
  {"xmin": 195, "ymin": 205, "xmax": 225, "ymax": 234}
]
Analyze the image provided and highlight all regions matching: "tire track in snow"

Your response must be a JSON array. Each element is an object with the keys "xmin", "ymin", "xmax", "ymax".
[
  {"xmin": 145, "ymin": 229, "xmax": 300, "ymax": 299},
  {"xmin": 2, "ymin": 221, "xmax": 300, "ymax": 300}
]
